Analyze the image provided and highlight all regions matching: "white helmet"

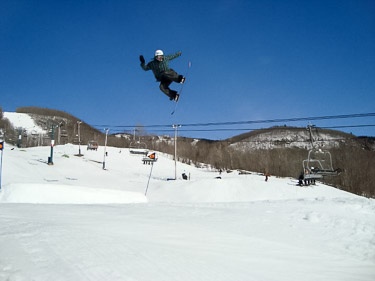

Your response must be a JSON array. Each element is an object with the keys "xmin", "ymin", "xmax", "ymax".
[{"xmin": 155, "ymin": 49, "xmax": 164, "ymax": 56}]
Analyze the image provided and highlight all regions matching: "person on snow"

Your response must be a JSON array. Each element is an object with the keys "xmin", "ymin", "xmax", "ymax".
[{"xmin": 139, "ymin": 50, "xmax": 185, "ymax": 102}]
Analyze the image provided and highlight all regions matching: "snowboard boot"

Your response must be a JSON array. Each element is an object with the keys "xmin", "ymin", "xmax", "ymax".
[
  {"xmin": 178, "ymin": 75, "xmax": 186, "ymax": 84},
  {"xmin": 169, "ymin": 90, "xmax": 178, "ymax": 101}
]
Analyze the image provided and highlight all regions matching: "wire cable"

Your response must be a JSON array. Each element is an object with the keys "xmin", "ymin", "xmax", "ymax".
[{"xmin": 92, "ymin": 113, "xmax": 375, "ymax": 129}]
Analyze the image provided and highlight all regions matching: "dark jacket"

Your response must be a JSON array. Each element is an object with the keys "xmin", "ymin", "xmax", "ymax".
[{"xmin": 141, "ymin": 52, "xmax": 181, "ymax": 81}]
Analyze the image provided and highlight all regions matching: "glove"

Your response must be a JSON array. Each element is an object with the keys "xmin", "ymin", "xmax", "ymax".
[{"xmin": 139, "ymin": 55, "xmax": 145, "ymax": 64}]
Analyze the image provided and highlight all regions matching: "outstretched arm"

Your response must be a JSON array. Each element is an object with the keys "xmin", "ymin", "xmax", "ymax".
[
  {"xmin": 165, "ymin": 51, "xmax": 182, "ymax": 61},
  {"xmin": 139, "ymin": 55, "xmax": 149, "ymax": 71}
]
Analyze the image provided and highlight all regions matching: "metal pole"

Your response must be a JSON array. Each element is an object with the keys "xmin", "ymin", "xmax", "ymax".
[
  {"xmin": 103, "ymin": 128, "xmax": 109, "ymax": 170},
  {"xmin": 307, "ymin": 124, "xmax": 316, "ymax": 149},
  {"xmin": 48, "ymin": 125, "xmax": 56, "ymax": 165},
  {"xmin": 77, "ymin": 121, "xmax": 82, "ymax": 155},
  {"xmin": 0, "ymin": 142, "xmax": 4, "ymax": 191},
  {"xmin": 145, "ymin": 162, "xmax": 154, "ymax": 196},
  {"xmin": 58, "ymin": 125, "xmax": 61, "ymax": 145},
  {"xmin": 58, "ymin": 121, "xmax": 64, "ymax": 145},
  {"xmin": 173, "ymin": 125, "xmax": 181, "ymax": 180},
  {"xmin": 17, "ymin": 128, "xmax": 22, "ymax": 148}
]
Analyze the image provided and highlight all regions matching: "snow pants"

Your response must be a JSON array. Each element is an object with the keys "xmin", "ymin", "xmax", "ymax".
[{"xmin": 158, "ymin": 69, "xmax": 182, "ymax": 99}]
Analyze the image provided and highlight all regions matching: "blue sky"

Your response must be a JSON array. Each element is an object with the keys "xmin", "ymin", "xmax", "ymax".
[{"xmin": 1, "ymin": 0, "xmax": 374, "ymax": 139}]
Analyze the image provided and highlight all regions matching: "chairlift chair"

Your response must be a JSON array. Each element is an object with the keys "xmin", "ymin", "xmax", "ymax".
[
  {"xmin": 129, "ymin": 140, "xmax": 148, "ymax": 155},
  {"xmin": 303, "ymin": 148, "xmax": 341, "ymax": 178}
]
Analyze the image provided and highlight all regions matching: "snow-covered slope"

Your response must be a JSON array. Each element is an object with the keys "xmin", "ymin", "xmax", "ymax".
[
  {"xmin": 0, "ymin": 143, "xmax": 355, "ymax": 204},
  {"xmin": 0, "ymin": 143, "xmax": 374, "ymax": 281},
  {"xmin": 3, "ymin": 112, "xmax": 46, "ymax": 134}
]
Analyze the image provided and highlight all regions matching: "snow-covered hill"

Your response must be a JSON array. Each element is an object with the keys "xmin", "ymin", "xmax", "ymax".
[
  {"xmin": 3, "ymin": 111, "xmax": 46, "ymax": 134},
  {"xmin": 2, "ymin": 111, "xmax": 360, "ymax": 150},
  {"xmin": 0, "ymin": 143, "xmax": 374, "ymax": 281},
  {"xmin": 229, "ymin": 126, "xmax": 352, "ymax": 150}
]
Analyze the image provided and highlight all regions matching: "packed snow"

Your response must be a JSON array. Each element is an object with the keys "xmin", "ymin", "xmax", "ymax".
[{"xmin": 0, "ymin": 142, "xmax": 374, "ymax": 281}]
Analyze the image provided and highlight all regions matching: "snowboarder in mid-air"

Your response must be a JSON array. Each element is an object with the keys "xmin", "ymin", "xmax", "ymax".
[{"xmin": 139, "ymin": 50, "xmax": 185, "ymax": 102}]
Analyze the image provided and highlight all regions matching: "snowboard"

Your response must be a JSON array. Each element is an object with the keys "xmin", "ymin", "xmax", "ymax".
[{"xmin": 171, "ymin": 61, "xmax": 191, "ymax": 115}]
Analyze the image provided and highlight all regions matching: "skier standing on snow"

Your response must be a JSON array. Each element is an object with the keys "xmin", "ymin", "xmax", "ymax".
[{"xmin": 139, "ymin": 50, "xmax": 185, "ymax": 102}]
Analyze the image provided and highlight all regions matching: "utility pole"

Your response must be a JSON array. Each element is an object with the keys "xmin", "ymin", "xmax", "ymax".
[
  {"xmin": 172, "ymin": 124, "xmax": 181, "ymax": 180},
  {"xmin": 103, "ymin": 128, "xmax": 109, "ymax": 170}
]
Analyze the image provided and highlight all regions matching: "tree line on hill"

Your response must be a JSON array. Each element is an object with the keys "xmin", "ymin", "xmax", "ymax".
[{"xmin": 1, "ymin": 106, "xmax": 374, "ymax": 198}]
